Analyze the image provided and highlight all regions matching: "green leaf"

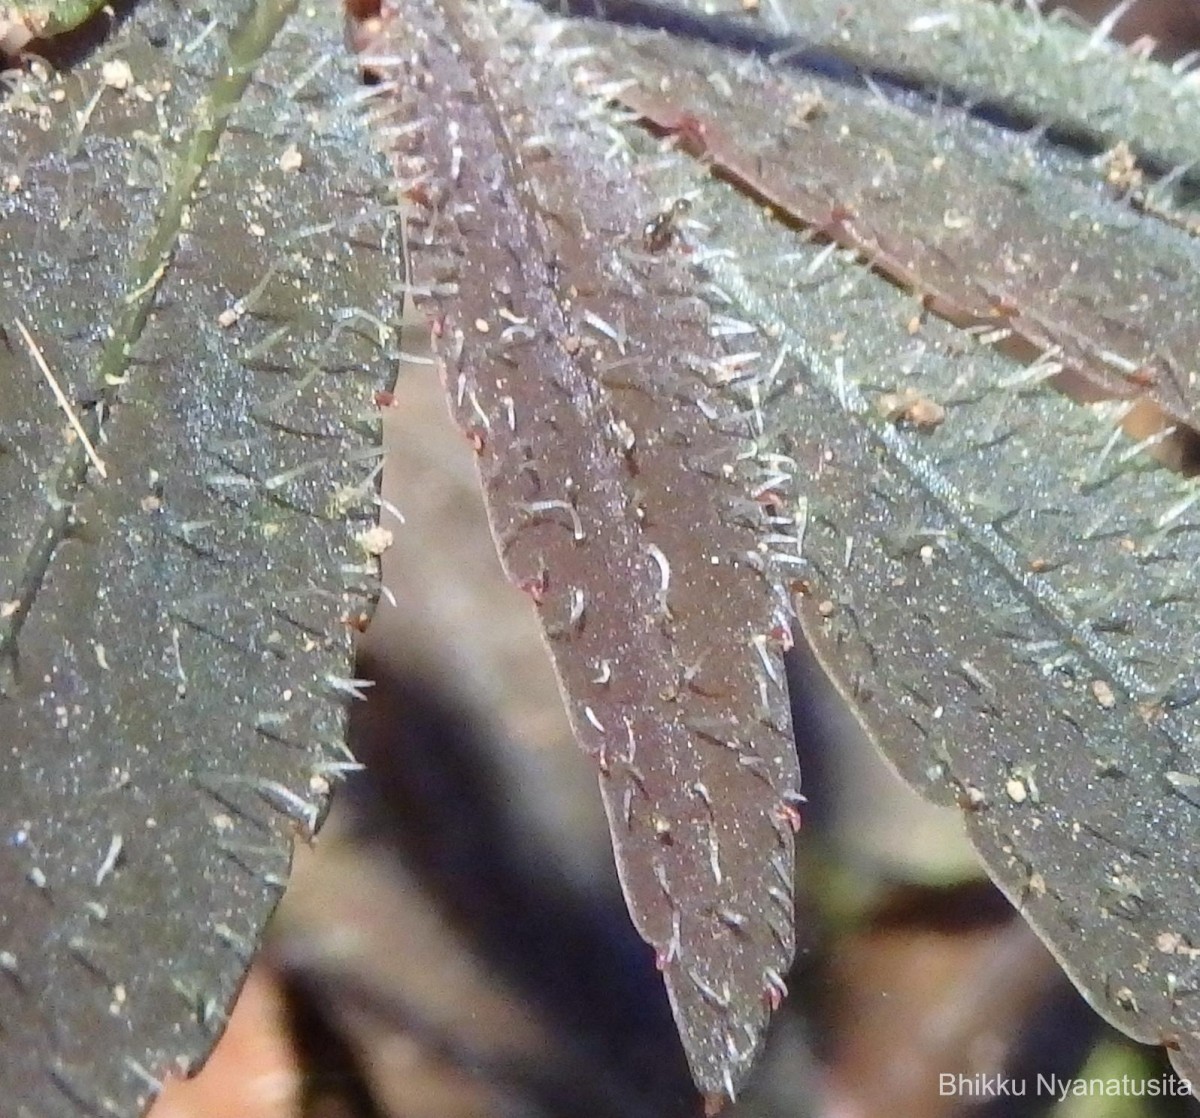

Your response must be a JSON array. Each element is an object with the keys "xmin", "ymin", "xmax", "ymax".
[
  {"xmin": 576, "ymin": 5, "xmax": 1200, "ymax": 1090},
  {"xmin": 0, "ymin": 2, "xmax": 399, "ymax": 1112}
]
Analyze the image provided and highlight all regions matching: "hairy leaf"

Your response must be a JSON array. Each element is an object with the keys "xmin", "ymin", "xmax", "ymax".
[
  {"xmin": 553, "ymin": 0, "xmax": 1200, "ymax": 177},
  {"xmin": 608, "ymin": 68, "xmax": 1200, "ymax": 472},
  {"xmin": 550, "ymin": 4, "xmax": 1200, "ymax": 1091},
  {"xmin": 371, "ymin": 0, "xmax": 803, "ymax": 1100},
  {"xmin": 0, "ymin": 2, "xmax": 399, "ymax": 1113},
  {"xmin": 381, "ymin": 0, "xmax": 1200, "ymax": 1095}
]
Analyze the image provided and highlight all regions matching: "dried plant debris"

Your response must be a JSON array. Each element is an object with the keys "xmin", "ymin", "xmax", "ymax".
[
  {"xmin": 370, "ymin": 0, "xmax": 803, "ymax": 1103},
  {"xmin": 517, "ymin": 7, "xmax": 1200, "ymax": 1092},
  {"xmin": 0, "ymin": 1, "xmax": 400, "ymax": 1114}
]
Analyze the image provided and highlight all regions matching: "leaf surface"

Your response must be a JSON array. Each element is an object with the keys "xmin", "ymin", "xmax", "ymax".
[
  {"xmin": 566, "ymin": 7, "xmax": 1200, "ymax": 1089},
  {"xmin": 372, "ymin": 0, "xmax": 804, "ymax": 1099},
  {"xmin": 372, "ymin": 0, "xmax": 1200, "ymax": 1096},
  {"xmin": 0, "ymin": 2, "xmax": 399, "ymax": 1112},
  {"xmin": 554, "ymin": 0, "xmax": 1200, "ymax": 176}
]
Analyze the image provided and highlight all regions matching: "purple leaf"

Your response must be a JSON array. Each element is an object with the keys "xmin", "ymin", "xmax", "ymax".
[{"xmin": 369, "ymin": 0, "xmax": 803, "ymax": 1102}]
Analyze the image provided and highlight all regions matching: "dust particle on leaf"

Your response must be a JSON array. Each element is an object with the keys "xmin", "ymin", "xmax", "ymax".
[
  {"xmin": 788, "ymin": 88, "xmax": 826, "ymax": 126},
  {"xmin": 878, "ymin": 387, "xmax": 946, "ymax": 430},
  {"xmin": 357, "ymin": 526, "xmax": 393, "ymax": 557},
  {"xmin": 279, "ymin": 144, "xmax": 303, "ymax": 172},
  {"xmin": 100, "ymin": 59, "xmax": 133, "ymax": 91},
  {"xmin": 1100, "ymin": 141, "xmax": 1143, "ymax": 193}
]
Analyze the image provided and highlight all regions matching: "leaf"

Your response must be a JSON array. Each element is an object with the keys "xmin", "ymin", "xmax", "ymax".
[
  {"xmin": 375, "ymin": 0, "xmax": 1200, "ymax": 1096},
  {"xmin": 550, "ymin": 3, "xmax": 1200, "ymax": 1091},
  {"xmin": 608, "ymin": 66, "xmax": 1200, "ymax": 470},
  {"xmin": 554, "ymin": 0, "xmax": 1200, "ymax": 176},
  {"xmin": 0, "ymin": 2, "xmax": 399, "ymax": 1113},
  {"xmin": 370, "ymin": 0, "xmax": 803, "ymax": 1101}
]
